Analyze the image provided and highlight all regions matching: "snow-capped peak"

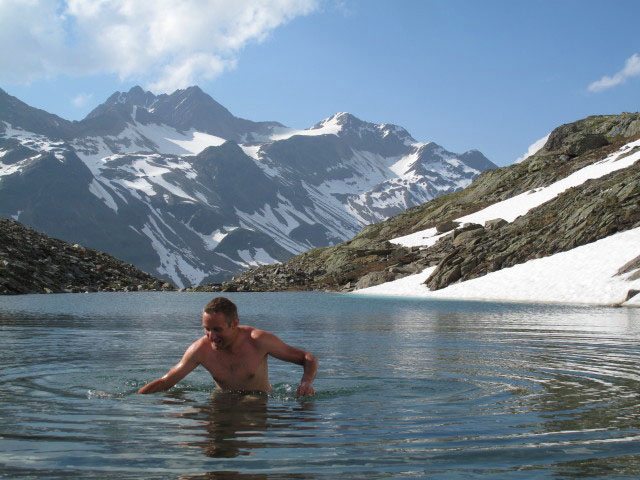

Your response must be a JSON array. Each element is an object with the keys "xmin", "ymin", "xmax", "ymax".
[
  {"xmin": 378, "ymin": 123, "xmax": 416, "ymax": 143},
  {"xmin": 310, "ymin": 112, "xmax": 352, "ymax": 133},
  {"xmin": 0, "ymin": 85, "xmax": 495, "ymax": 288}
]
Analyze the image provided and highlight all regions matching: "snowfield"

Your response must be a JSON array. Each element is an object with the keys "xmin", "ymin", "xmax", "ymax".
[
  {"xmin": 355, "ymin": 226, "xmax": 640, "ymax": 307},
  {"xmin": 356, "ymin": 138, "xmax": 640, "ymax": 306}
]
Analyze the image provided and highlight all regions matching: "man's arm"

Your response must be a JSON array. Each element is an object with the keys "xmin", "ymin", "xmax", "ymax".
[
  {"xmin": 254, "ymin": 330, "xmax": 318, "ymax": 396},
  {"xmin": 137, "ymin": 340, "xmax": 201, "ymax": 394}
]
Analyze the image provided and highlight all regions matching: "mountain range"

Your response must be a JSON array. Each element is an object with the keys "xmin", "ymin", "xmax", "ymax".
[
  {"xmin": 208, "ymin": 112, "xmax": 640, "ymax": 306},
  {"xmin": 0, "ymin": 86, "xmax": 495, "ymax": 287}
]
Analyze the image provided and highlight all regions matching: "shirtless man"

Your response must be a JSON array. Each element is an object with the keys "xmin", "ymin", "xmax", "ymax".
[{"xmin": 137, "ymin": 297, "xmax": 317, "ymax": 396}]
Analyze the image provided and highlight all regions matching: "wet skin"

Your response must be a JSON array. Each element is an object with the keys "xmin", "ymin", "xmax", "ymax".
[{"xmin": 137, "ymin": 311, "xmax": 317, "ymax": 395}]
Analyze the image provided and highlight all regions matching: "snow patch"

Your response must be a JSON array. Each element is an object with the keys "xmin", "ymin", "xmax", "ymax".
[
  {"xmin": 184, "ymin": 224, "xmax": 238, "ymax": 251},
  {"xmin": 88, "ymin": 179, "xmax": 119, "ymax": 213},
  {"xmin": 0, "ymin": 160, "xmax": 26, "ymax": 177},
  {"xmin": 392, "ymin": 138, "xmax": 640, "ymax": 248},
  {"xmin": 390, "ymin": 149, "xmax": 421, "ymax": 177},
  {"xmin": 140, "ymin": 218, "xmax": 207, "ymax": 288},
  {"xmin": 165, "ymin": 129, "xmax": 226, "ymax": 154},
  {"xmin": 269, "ymin": 114, "xmax": 345, "ymax": 141},
  {"xmin": 240, "ymin": 144, "xmax": 261, "ymax": 160},
  {"xmin": 515, "ymin": 133, "xmax": 550, "ymax": 164},
  {"xmin": 356, "ymin": 226, "xmax": 640, "ymax": 306},
  {"xmin": 237, "ymin": 248, "xmax": 279, "ymax": 267},
  {"xmin": 0, "ymin": 122, "xmax": 68, "ymax": 174}
]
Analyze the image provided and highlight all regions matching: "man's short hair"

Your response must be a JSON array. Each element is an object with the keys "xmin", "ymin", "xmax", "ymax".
[{"xmin": 203, "ymin": 297, "xmax": 238, "ymax": 325}]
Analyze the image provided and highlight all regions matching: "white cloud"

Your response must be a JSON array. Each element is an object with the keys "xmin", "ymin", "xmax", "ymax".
[
  {"xmin": 588, "ymin": 53, "xmax": 640, "ymax": 93},
  {"xmin": 0, "ymin": 0, "xmax": 68, "ymax": 83},
  {"xmin": 148, "ymin": 54, "xmax": 236, "ymax": 93},
  {"xmin": 0, "ymin": 0, "xmax": 319, "ymax": 92},
  {"xmin": 71, "ymin": 92, "xmax": 94, "ymax": 107}
]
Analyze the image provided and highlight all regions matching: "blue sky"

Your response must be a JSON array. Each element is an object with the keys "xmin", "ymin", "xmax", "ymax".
[{"xmin": 1, "ymin": 0, "xmax": 639, "ymax": 166}]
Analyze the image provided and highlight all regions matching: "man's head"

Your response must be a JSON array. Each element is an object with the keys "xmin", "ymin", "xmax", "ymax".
[
  {"xmin": 202, "ymin": 297, "xmax": 239, "ymax": 350},
  {"xmin": 203, "ymin": 297, "xmax": 237, "ymax": 326}
]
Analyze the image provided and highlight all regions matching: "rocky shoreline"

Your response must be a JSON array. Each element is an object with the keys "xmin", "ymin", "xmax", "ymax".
[{"xmin": 0, "ymin": 218, "xmax": 175, "ymax": 294}]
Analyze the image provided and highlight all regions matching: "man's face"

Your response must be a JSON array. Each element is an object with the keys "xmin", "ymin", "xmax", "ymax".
[{"xmin": 202, "ymin": 311, "xmax": 237, "ymax": 350}]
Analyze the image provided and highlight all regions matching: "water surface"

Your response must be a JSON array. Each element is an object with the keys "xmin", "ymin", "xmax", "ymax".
[{"xmin": 1, "ymin": 292, "xmax": 640, "ymax": 478}]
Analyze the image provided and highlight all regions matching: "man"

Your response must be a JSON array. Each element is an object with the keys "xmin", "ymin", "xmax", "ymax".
[{"xmin": 137, "ymin": 297, "xmax": 317, "ymax": 396}]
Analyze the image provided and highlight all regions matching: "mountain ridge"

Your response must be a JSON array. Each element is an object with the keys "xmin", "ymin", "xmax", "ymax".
[
  {"xmin": 0, "ymin": 85, "xmax": 495, "ymax": 287},
  {"xmin": 197, "ymin": 112, "xmax": 640, "ymax": 296}
]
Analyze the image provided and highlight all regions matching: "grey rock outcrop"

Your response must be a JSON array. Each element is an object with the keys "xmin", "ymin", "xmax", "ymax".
[
  {"xmin": 0, "ymin": 218, "xmax": 174, "ymax": 294},
  {"xmin": 425, "ymin": 146, "xmax": 640, "ymax": 290}
]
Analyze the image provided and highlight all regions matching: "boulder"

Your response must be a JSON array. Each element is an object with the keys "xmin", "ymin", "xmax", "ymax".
[
  {"xmin": 355, "ymin": 270, "xmax": 396, "ymax": 290},
  {"xmin": 436, "ymin": 220, "xmax": 460, "ymax": 234},
  {"xmin": 453, "ymin": 227, "xmax": 485, "ymax": 247},
  {"xmin": 485, "ymin": 218, "xmax": 508, "ymax": 230}
]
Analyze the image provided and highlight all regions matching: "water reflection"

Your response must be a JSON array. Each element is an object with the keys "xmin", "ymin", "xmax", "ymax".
[
  {"xmin": 181, "ymin": 472, "xmax": 315, "ymax": 480},
  {"xmin": 178, "ymin": 392, "xmax": 269, "ymax": 458},
  {"xmin": 173, "ymin": 391, "xmax": 317, "ymax": 459}
]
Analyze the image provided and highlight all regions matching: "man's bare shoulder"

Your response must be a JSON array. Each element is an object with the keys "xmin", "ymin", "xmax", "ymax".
[
  {"xmin": 247, "ymin": 326, "xmax": 274, "ymax": 341},
  {"xmin": 188, "ymin": 336, "xmax": 211, "ymax": 356},
  {"xmin": 243, "ymin": 326, "xmax": 277, "ymax": 350}
]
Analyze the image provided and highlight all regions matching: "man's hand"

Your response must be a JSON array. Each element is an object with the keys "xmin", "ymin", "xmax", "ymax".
[
  {"xmin": 297, "ymin": 380, "xmax": 315, "ymax": 396},
  {"xmin": 257, "ymin": 330, "xmax": 318, "ymax": 396},
  {"xmin": 137, "ymin": 341, "xmax": 200, "ymax": 394}
]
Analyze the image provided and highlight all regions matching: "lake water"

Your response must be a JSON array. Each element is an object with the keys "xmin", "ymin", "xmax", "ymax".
[{"xmin": 1, "ymin": 292, "xmax": 640, "ymax": 479}]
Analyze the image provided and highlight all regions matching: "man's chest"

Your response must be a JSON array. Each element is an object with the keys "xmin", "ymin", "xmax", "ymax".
[{"xmin": 201, "ymin": 347, "xmax": 267, "ymax": 384}]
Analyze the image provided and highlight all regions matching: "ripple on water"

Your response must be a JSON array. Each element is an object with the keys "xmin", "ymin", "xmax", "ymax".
[{"xmin": 2, "ymin": 294, "xmax": 640, "ymax": 478}]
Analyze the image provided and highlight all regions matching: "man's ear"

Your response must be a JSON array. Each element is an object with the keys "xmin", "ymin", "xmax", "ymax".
[{"xmin": 231, "ymin": 315, "xmax": 239, "ymax": 328}]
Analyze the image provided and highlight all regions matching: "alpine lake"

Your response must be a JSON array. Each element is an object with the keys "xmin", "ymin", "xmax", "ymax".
[{"xmin": 1, "ymin": 292, "xmax": 640, "ymax": 479}]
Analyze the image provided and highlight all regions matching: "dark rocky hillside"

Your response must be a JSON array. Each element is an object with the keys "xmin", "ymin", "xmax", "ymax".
[
  {"xmin": 188, "ymin": 113, "xmax": 640, "ymax": 293},
  {"xmin": 0, "ymin": 218, "xmax": 175, "ymax": 294}
]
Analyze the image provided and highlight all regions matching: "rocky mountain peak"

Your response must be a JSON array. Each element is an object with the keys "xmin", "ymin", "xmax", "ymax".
[
  {"xmin": 85, "ymin": 86, "xmax": 157, "ymax": 120},
  {"xmin": 0, "ymin": 87, "xmax": 75, "ymax": 140},
  {"xmin": 310, "ymin": 112, "xmax": 357, "ymax": 132},
  {"xmin": 458, "ymin": 149, "xmax": 497, "ymax": 172},
  {"xmin": 81, "ymin": 85, "xmax": 278, "ymax": 141},
  {"xmin": 154, "ymin": 85, "xmax": 235, "ymax": 127},
  {"xmin": 541, "ymin": 113, "xmax": 640, "ymax": 158},
  {"xmin": 332, "ymin": 112, "xmax": 359, "ymax": 125},
  {"xmin": 378, "ymin": 123, "xmax": 415, "ymax": 143}
]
